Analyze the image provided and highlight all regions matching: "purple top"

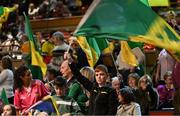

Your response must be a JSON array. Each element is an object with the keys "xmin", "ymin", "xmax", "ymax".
[
  {"xmin": 172, "ymin": 62, "xmax": 180, "ymax": 89},
  {"xmin": 157, "ymin": 85, "xmax": 175, "ymax": 103}
]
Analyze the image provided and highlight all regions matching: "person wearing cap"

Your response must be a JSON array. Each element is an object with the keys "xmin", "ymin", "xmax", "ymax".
[
  {"xmin": 67, "ymin": 59, "xmax": 118, "ymax": 115},
  {"xmin": 52, "ymin": 76, "xmax": 82, "ymax": 115},
  {"xmin": 50, "ymin": 31, "xmax": 71, "ymax": 70}
]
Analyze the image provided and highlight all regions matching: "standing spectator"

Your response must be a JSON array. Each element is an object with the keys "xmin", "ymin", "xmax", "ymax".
[
  {"xmin": 127, "ymin": 73, "xmax": 140, "ymax": 89},
  {"xmin": 67, "ymin": 55, "xmax": 118, "ymax": 115},
  {"xmin": 172, "ymin": 61, "xmax": 180, "ymax": 115},
  {"xmin": 60, "ymin": 60, "xmax": 88, "ymax": 114},
  {"xmin": 14, "ymin": 65, "xmax": 49, "ymax": 115},
  {"xmin": 116, "ymin": 87, "xmax": 141, "ymax": 116},
  {"xmin": 136, "ymin": 74, "xmax": 159, "ymax": 115},
  {"xmin": 155, "ymin": 49, "xmax": 175, "ymax": 85},
  {"xmin": 0, "ymin": 55, "xmax": 14, "ymax": 104},
  {"xmin": 41, "ymin": 31, "xmax": 55, "ymax": 64},
  {"xmin": 111, "ymin": 76, "xmax": 121, "ymax": 94},
  {"xmin": 52, "ymin": 76, "xmax": 82, "ymax": 115},
  {"xmin": 157, "ymin": 71, "xmax": 175, "ymax": 109}
]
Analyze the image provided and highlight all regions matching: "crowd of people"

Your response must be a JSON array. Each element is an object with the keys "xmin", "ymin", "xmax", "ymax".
[
  {"xmin": 0, "ymin": 0, "xmax": 179, "ymax": 116},
  {"xmin": 0, "ymin": 29, "xmax": 179, "ymax": 115}
]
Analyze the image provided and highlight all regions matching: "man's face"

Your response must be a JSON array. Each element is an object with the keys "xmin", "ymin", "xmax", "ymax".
[
  {"xmin": 60, "ymin": 61, "xmax": 71, "ymax": 78},
  {"xmin": 95, "ymin": 70, "xmax": 107, "ymax": 86}
]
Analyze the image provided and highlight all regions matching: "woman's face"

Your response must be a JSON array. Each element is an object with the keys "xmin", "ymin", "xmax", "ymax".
[
  {"xmin": 139, "ymin": 78, "xmax": 148, "ymax": 90},
  {"xmin": 128, "ymin": 77, "xmax": 137, "ymax": 88},
  {"xmin": 21, "ymin": 70, "xmax": 32, "ymax": 84}
]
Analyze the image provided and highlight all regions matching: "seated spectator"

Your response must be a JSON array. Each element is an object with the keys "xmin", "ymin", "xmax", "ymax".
[
  {"xmin": 14, "ymin": 65, "xmax": 49, "ymax": 115},
  {"xmin": 116, "ymin": 87, "xmax": 141, "ymax": 116},
  {"xmin": 1, "ymin": 104, "xmax": 16, "ymax": 116},
  {"xmin": 52, "ymin": 76, "xmax": 82, "ymax": 115},
  {"xmin": 28, "ymin": 3, "xmax": 39, "ymax": 19},
  {"xmin": 51, "ymin": 1, "xmax": 72, "ymax": 17},
  {"xmin": 157, "ymin": 71, "xmax": 175, "ymax": 110}
]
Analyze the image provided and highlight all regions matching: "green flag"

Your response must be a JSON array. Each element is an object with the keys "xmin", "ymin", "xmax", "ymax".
[
  {"xmin": 75, "ymin": 0, "xmax": 180, "ymax": 62},
  {"xmin": 0, "ymin": 88, "xmax": 9, "ymax": 105},
  {"xmin": 77, "ymin": 36, "xmax": 108, "ymax": 67},
  {"xmin": 24, "ymin": 14, "xmax": 47, "ymax": 80}
]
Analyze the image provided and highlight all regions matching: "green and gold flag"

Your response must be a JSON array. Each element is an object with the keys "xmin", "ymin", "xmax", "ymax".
[
  {"xmin": 24, "ymin": 14, "xmax": 47, "ymax": 79},
  {"xmin": 75, "ymin": 0, "xmax": 180, "ymax": 63}
]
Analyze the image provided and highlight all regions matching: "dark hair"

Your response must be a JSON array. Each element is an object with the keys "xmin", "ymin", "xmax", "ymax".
[
  {"xmin": 54, "ymin": 76, "xmax": 67, "ymax": 87},
  {"xmin": 47, "ymin": 68, "xmax": 59, "ymax": 78},
  {"xmin": 14, "ymin": 65, "xmax": 29, "ymax": 91},
  {"xmin": 119, "ymin": 87, "xmax": 135, "ymax": 104},
  {"xmin": 3, "ymin": 104, "xmax": 16, "ymax": 115},
  {"xmin": 2, "ymin": 55, "xmax": 13, "ymax": 70}
]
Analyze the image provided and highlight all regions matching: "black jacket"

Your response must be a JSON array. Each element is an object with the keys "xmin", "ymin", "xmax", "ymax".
[{"xmin": 69, "ymin": 63, "xmax": 118, "ymax": 115}]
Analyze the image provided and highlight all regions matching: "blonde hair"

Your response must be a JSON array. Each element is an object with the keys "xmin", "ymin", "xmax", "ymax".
[{"xmin": 80, "ymin": 66, "xmax": 95, "ymax": 82}]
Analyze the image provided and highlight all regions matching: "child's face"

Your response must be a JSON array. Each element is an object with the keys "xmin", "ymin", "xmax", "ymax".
[
  {"xmin": 3, "ymin": 105, "xmax": 12, "ymax": 116},
  {"xmin": 54, "ymin": 85, "xmax": 66, "ymax": 96}
]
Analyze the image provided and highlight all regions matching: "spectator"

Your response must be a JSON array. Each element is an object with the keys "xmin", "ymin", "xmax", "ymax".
[
  {"xmin": 172, "ymin": 61, "xmax": 180, "ymax": 115},
  {"xmin": 111, "ymin": 76, "xmax": 121, "ymax": 94},
  {"xmin": 157, "ymin": 71, "xmax": 175, "ymax": 109},
  {"xmin": 127, "ymin": 73, "xmax": 140, "ymax": 89},
  {"xmin": 1, "ymin": 104, "xmax": 16, "ymax": 116},
  {"xmin": 41, "ymin": 31, "xmax": 55, "ymax": 64},
  {"xmin": 155, "ymin": 49, "xmax": 175, "ymax": 85},
  {"xmin": 136, "ymin": 74, "xmax": 159, "ymax": 115},
  {"xmin": 67, "ymin": 54, "xmax": 118, "ymax": 115},
  {"xmin": 28, "ymin": 3, "xmax": 39, "ymax": 19},
  {"xmin": 0, "ymin": 55, "xmax": 14, "ymax": 104},
  {"xmin": 116, "ymin": 87, "xmax": 141, "ymax": 116},
  {"xmin": 51, "ymin": 1, "xmax": 72, "ymax": 17},
  {"xmin": 44, "ymin": 68, "xmax": 59, "ymax": 94},
  {"xmin": 14, "ymin": 65, "xmax": 49, "ymax": 114},
  {"xmin": 60, "ymin": 60, "xmax": 88, "ymax": 114},
  {"xmin": 52, "ymin": 76, "xmax": 82, "ymax": 115},
  {"xmin": 50, "ymin": 31, "xmax": 70, "ymax": 70}
]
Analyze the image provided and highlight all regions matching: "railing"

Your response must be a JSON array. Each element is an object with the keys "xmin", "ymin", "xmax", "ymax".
[{"xmin": 30, "ymin": 16, "xmax": 82, "ymax": 32}]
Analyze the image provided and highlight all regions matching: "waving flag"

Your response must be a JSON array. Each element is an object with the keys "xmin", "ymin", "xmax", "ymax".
[
  {"xmin": 74, "ymin": 0, "xmax": 180, "ymax": 63},
  {"xmin": 24, "ymin": 14, "xmax": 47, "ymax": 79},
  {"xmin": 0, "ymin": 5, "xmax": 18, "ymax": 29},
  {"xmin": 26, "ymin": 96, "xmax": 59, "ymax": 115}
]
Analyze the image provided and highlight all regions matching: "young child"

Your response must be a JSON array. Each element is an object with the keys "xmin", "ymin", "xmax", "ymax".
[{"xmin": 52, "ymin": 76, "xmax": 82, "ymax": 115}]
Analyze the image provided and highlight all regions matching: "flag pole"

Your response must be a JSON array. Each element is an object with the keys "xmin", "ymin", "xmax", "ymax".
[{"xmin": 110, "ymin": 53, "xmax": 123, "ymax": 81}]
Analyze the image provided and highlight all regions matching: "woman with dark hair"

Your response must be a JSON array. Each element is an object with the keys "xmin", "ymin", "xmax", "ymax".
[
  {"xmin": 2, "ymin": 104, "xmax": 16, "ymax": 116},
  {"xmin": 116, "ymin": 87, "xmax": 141, "ymax": 116},
  {"xmin": 14, "ymin": 65, "xmax": 49, "ymax": 115},
  {"xmin": 0, "ymin": 55, "xmax": 14, "ymax": 104}
]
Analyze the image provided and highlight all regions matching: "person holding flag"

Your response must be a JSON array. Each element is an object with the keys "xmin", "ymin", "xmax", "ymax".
[{"xmin": 14, "ymin": 65, "xmax": 49, "ymax": 115}]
